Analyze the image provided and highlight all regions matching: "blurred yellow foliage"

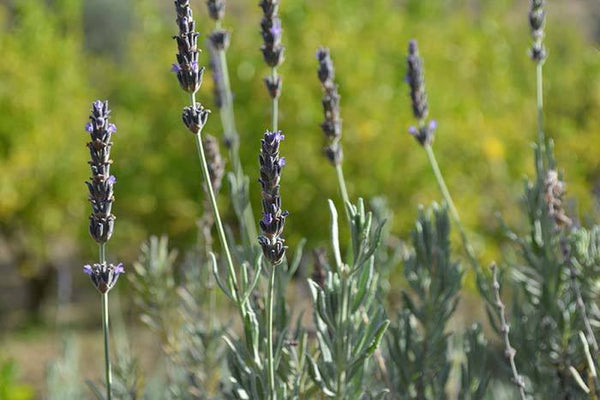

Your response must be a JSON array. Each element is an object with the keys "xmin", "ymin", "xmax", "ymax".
[{"xmin": 0, "ymin": 0, "xmax": 598, "ymax": 272}]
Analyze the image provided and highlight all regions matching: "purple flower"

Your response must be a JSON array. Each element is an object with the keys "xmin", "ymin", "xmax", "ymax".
[
  {"xmin": 429, "ymin": 120, "xmax": 437, "ymax": 131},
  {"xmin": 85, "ymin": 100, "xmax": 117, "ymax": 243},
  {"xmin": 265, "ymin": 130, "xmax": 285, "ymax": 143},
  {"xmin": 114, "ymin": 263, "xmax": 125, "ymax": 275},
  {"xmin": 83, "ymin": 262, "xmax": 123, "ymax": 293},
  {"xmin": 93, "ymin": 100, "xmax": 104, "ymax": 110},
  {"xmin": 408, "ymin": 126, "xmax": 418, "ymax": 135},
  {"xmin": 258, "ymin": 130, "xmax": 288, "ymax": 265},
  {"xmin": 171, "ymin": 63, "xmax": 181, "ymax": 73},
  {"xmin": 262, "ymin": 213, "xmax": 274, "ymax": 225}
]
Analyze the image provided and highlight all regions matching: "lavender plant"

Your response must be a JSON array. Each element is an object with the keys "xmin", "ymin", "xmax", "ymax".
[
  {"xmin": 170, "ymin": 3, "xmax": 305, "ymax": 399},
  {"xmin": 258, "ymin": 130, "xmax": 288, "ymax": 399},
  {"xmin": 404, "ymin": 40, "xmax": 482, "ymax": 282},
  {"xmin": 315, "ymin": 48, "xmax": 348, "ymax": 208},
  {"xmin": 82, "ymin": 100, "xmax": 124, "ymax": 400},
  {"xmin": 306, "ymin": 199, "xmax": 389, "ymax": 400},
  {"xmin": 130, "ymin": 236, "xmax": 223, "ymax": 399},
  {"xmin": 384, "ymin": 205, "xmax": 485, "ymax": 400}
]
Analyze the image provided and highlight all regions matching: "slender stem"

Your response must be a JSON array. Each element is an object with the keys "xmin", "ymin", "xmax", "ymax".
[
  {"xmin": 271, "ymin": 67, "xmax": 279, "ymax": 132},
  {"xmin": 424, "ymin": 144, "xmax": 479, "ymax": 273},
  {"xmin": 570, "ymin": 264, "xmax": 599, "ymax": 352},
  {"xmin": 192, "ymin": 93, "xmax": 239, "ymax": 294},
  {"xmin": 213, "ymin": 29, "xmax": 258, "ymax": 246},
  {"xmin": 99, "ymin": 242, "xmax": 106, "ymax": 264},
  {"xmin": 536, "ymin": 62, "xmax": 545, "ymax": 152},
  {"xmin": 336, "ymin": 274, "xmax": 349, "ymax": 400},
  {"xmin": 266, "ymin": 265, "xmax": 277, "ymax": 400},
  {"xmin": 101, "ymin": 292, "xmax": 112, "ymax": 400},
  {"xmin": 492, "ymin": 265, "xmax": 527, "ymax": 400},
  {"xmin": 98, "ymin": 242, "xmax": 112, "ymax": 400},
  {"xmin": 335, "ymin": 164, "xmax": 350, "ymax": 210}
]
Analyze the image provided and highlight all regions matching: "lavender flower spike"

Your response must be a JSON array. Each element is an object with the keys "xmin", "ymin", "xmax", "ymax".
[
  {"xmin": 260, "ymin": 0, "xmax": 284, "ymax": 100},
  {"xmin": 85, "ymin": 100, "xmax": 117, "ymax": 243},
  {"xmin": 258, "ymin": 130, "xmax": 288, "ymax": 265},
  {"xmin": 83, "ymin": 263, "xmax": 125, "ymax": 294},
  {"xmin": 316, "ymin": 47, "xmax": 343, "ymax": 166},
  {"xmin": 406, "ymin": 40, "xmax": 435, "ymax": 146},
  {"xmin": 206, "ymin": 0, "xmax": 225, "ymax": 21},
  {"xmin": 529, "ymin": 0, "xmax": 547, "ymax": 63},
  {"xmin": 172, "ymin": 0, "xmax": 204, "ymax": 93}
]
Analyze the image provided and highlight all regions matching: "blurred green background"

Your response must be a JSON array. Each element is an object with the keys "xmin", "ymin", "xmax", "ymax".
[{"xmin": 0, "ymin": 0, "xmax": 598, "ymax": 392}]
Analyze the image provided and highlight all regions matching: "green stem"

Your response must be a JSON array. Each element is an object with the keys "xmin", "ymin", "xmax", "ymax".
[
  {"xmin": 336, "ymin": 274, "xmax": 349, "ymax": 400},
  {"xmin": 335, "ymin": 163, "xmax": 350, "ymax": 211},
  {"xmin": 424, "ymin": 144, "xmax": 480, "ymax": 273},
  {"xmin": 101, "ymin": 292, "xmax": 112, "ymax": 400},
  {"xmin": 536, "ymin": 62, "xmax": 545, "ymax": 152},
  {"xmin": 98, "ymin": 242, "xmax": 112, "ymax": 400},
  {"xmin": 192, "ymin": 93, "xmax": 240, "ymax": 296},
  {"xmin": 266, "ymin": 265, "xmax": 277, "ymax": 400},
  {"xmin": 271, "ymin": 67, "xmax": 279, "ymax": 132},
  {"xmin": 214, "ymin": 26, "xmax": 258, "ymax": 246}
]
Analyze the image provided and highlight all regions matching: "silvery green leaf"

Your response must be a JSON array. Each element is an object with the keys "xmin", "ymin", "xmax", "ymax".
[{"xmin": 210, "ymin": 251, "xmax": 236, "ymax": 301}]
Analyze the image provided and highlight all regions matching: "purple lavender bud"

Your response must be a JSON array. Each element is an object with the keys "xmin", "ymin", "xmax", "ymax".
[
  {"xmin": 182, "ymin": 104, "xmax": 211, "ymax": 134},
  {"xmin": 316, "ymin": 47, "xmax": 343, "ymax": 166},
  {"xmin": 202, "ymin": 134, "xmax": 225, "ymax": 194},
  {"xmin": 406, "ymin": 40, "xmax": 429, "ymax": 121},
  {"xmin": 528, "ymin": 0, "xmax": 547, "ymax": 63},
  {"xmin": 85, "ymin": 100, "xmax": 118, "ymax": 243},
  {"xmin": 172, "ymin": 0, "xmax": 205, "ymax": 94},
  {"xmin": 206, "ymin": 0, "xmax": 226, "ymax": 21},
  {"xmin": 264, "ymin": 75, "xmax": 282, "ymax": 99},
  {"xmin": 259, "ymin": 0, "xmax": 285, "ymax": 68},
  {"xmin": 83, "ymin": 262, "xmax": 124, "ymax": 294},
  {"xmin": 258, "ymin": 130, "xmax": 288, "ymax": 265},
  {"xmin": 209, "ymin": 29, "xmax": 230, "ymax": 51},
  {"xmin": 207, "ymin": 44, "xmax": 226, "ymax": 109}
]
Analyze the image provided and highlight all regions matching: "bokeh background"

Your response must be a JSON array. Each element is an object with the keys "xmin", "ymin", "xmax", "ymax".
[{"xmin": 0, "ymin": 0, "xmax": 599, "ymax": 395}]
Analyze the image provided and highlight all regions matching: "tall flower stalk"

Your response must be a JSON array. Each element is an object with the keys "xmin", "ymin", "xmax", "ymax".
[
  {"xmin": 529, "ymin": 0, "xmax": 547, "ymax": 162},
  {"xmin": 258, "ymin": 130, "xmax": 288, "ymax": 400},
  {"xmin": 171, "ymin": 0, "xmax": 241, "ymax": 308},
  {"xmin": 316, "ymin": 48, "xmax": 350, "ymax": 211},
  {"xmin": 83, "ymin": 100, "xmax": 124, "ymax": 400},
  {"xmin": 206, "ymin": 0, "xmax": 258, "ymax": 249},
  {"xmin": 259, "ymin": 0, "xmax": 284, "ymax": 132},
  {"xmin": 405, "ymin": 40, "xmax": 480, "ymax": 276}
]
